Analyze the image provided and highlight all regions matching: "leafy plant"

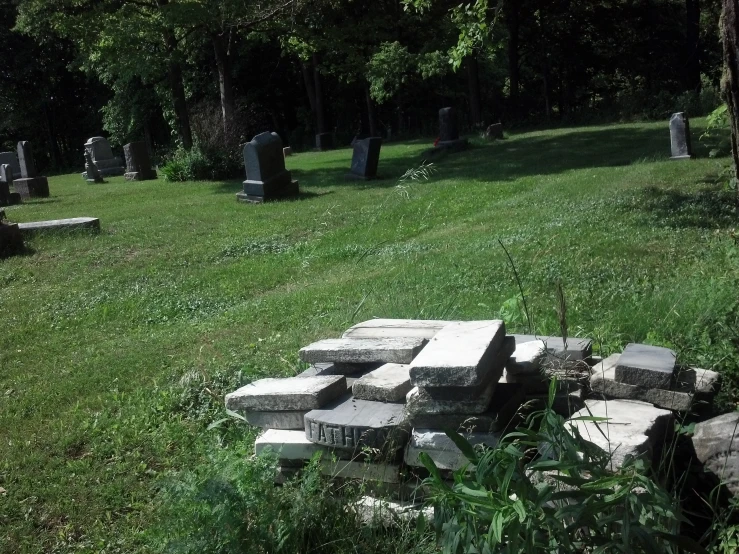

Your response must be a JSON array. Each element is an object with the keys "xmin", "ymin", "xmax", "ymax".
[{"xmin": 420, "ymin": 381, "xmax": 705, "ymax": 553}]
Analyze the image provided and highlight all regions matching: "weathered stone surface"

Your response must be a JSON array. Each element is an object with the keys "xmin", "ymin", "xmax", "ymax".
[
  {"xmin": 0, "ymin": 152, "xmax": 20, "ymax": 177},
  {"xmin": 352, "ymin": 363, "xmax": 412, "ymax": 402},
  {"xmin": 304, "ymin": 396, "xmax": 409, "ymax": 451},
  {"xmin": 298, "ymin": 362, "xmax": 378, "ymax": 377},
  {"xmin": 511, "ymin": 334, "xmax": 593, "ymax": 362},
  {"xmin": 405, "ymin": 429, "xmax": 500, "ymax": 471},
  {"xmin": 416, "ymin": 336, "xmax": 515, "ymax": 401},
  {"xmin": 348, "ymin": 137, "xmax": 382, "ymax": 179},
  {"xmin": 676, "ymin": 367, "xmax": 722, "ymax": 397},
  {"xmin": 670, "ymin": 112, "xmax": 693, "ymax": 159},
  {"xmin": 507, "ymin": 340, "xmax": 547, "ymax": 375},
  {"xmin": 84, "ymin": 136, "xmax": 125, "ymax": 176},
  {"xmin": 299, "ymin": 337, "xmax": 427, "ymax": 365},
  {"xmin": 255, "ymin": 428, "xmax": 333, "ymax": 459},
  {"xmin": 485, "ymin": 123, "xmax": 504, "ymax": 140},
  {"xmin": 14, "ymin": 177, "xmax": 49, "ymax": 199},
  {"xmin": 615, "ymin": 343, "xmax": 676, "ymax": 389},
  {"xmin": 439, "ymin": 107, "xmax": 459, "ymax": 142},
  {"xmin": 123, "ymin": 141, "xmax": 157, "ymax": 181},
  {"xmin": 409, "ymin": 320, "xmax": 506, "ymax": 387},
  {"xmin": 245, "ymin": 411, "xmax": 307, "ymax": 429},
  {"xmin": 353, "ymin": 496, "xmax": 432, "ymax": 526},
  {"xmin": 567, "ymin": 399, "xmax": 673, "ymax": 470},
  {"xmin": 591, "ymin": 354, "xmax": 693, "ymax": 411},
  {"xmin": 342, "ymin": 319, "xmax": 453, "ymax": 340},
  {"xmin": 0, "ymin": 222, "xmax": 24, "ymax": 257},
  {"xmin": 500, "ymin": 369, "xmax": 550, "ymax": 394},
  {"xmin": 407, "ymin": 383, "xmax": 524, "ymax": 432},
  {"xmin": 226, "ymin": 375, "xmax": 346, "ymax": 412},
  {"xmin": 239, "ymin": 132, "xmax": 299, "ymax": 201},
  {"xmin": 0, "ymin": 163, "xmax": 13, "ymax": 184},
  {"xmin": 692, "ymin": 413, "xmax": 739, "ymax": 497},
  {"xmin": 17, "ymin": 217, "xmax": 100, "ymax": 235},
  {"xmin": 17, "ymin": 141, "xmax": 37, "ymax": 178}
]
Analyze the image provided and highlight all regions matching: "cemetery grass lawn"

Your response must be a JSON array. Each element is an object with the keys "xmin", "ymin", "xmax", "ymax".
[{"xmin": 1, "ymin": 119, "xmax": 738, "ymax": 552}]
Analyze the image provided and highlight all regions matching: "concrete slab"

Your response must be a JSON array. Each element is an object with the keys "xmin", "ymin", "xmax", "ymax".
[
  {"xmin": 225, "ymin": 375, "xmax": 346, "ymax": 411},
  {"xmin": 352, "ymin": 363, "xmax": 412, "ymax": 402},
  {"xmin": 299, "ymin": 337, "xmax": 427, "ymax": 365},
  {"xmin": 342, "ymin": 319, "xmax": 454, "ymax": 340},
  {"xmin": 405, "ymin": 429, "xmax": 500, "ymax": 471},
  {"xmin": 615, "ymin": 343, "xmax": 676, "ymax": 389},
  {"xmin": 18, "ymin": 217, "xmax": 100, "ymax": 235}
]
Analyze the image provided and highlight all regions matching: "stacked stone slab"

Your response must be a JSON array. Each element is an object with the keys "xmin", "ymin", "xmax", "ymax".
[
  {"xmin": 14, "ymin": 141, "xmax": 49, "ymax": 199},
  {"xmin": 590, "ymin": 344, "xmax": 720, "ymax": 412},
  {"xmin": 82, "ymin": 137, "xmax": 125, "ymax": 178},
  {"xmin": 237, "ymin": 132, "xmax": 299, "ymax": 203},
  {"xmin": 123, "ymin": 141, "xmax": 157, "ymax": 181}
]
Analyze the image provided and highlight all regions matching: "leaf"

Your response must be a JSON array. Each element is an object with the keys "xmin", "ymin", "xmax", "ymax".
[
  {"xmin": 445, "ymin": 428, "xmax": 480, "ymax": 464},
  {"xmin": 652, "ymin": 532, "xmax": 708, "ymax": 553}
]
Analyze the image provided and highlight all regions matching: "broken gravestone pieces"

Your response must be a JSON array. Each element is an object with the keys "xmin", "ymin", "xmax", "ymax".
[
  {"xmin": 304, "ymin": 396, "xmax": 409, "ymax": 452},
  {"xmin": 567, "ymin": 399, "xmax": 673, "ymax": 471},
  {"xmin": 614, "ymin": 343, "xmax": 676, "ymax": 389},
  {"xmin": 352, "ymin": 363, "xmax": 412, "ymax": 403},
  {"xmin": 404, "ymin": 428, "xmax": 500, "ymax": 471},
  {"xmin": 82, "ymin": 137, "xmax": 125, "ymax": 177},
  {"xmin": 17, "ymin": 217, "xmax": 100, "ymax": 236},
  {"xmin": 347, "ymin": 137, "xmax": 382, "ymax": 180},
  {"xmin": 409, "ymin": 320, "xmax": 506, "ymax": 387},
  {"xmin": 670, "ymin": 112, "xmax": 693, "ymax": 160},
  {"xmin": 123, "ymin": 141, "xmax": 157, "ymax": 181},
  {"xmin": 14, "ymin": 141, "xmax": 49, "ymax": 199},
  {"xmin": 237, "ymin": 132, "xmax": 299, "ymax": 203},
  {"xmin": 299, "ymin": 337, "xmax": 427, "ymax": 365},
  {"xmin": 691, "ymin": 412, "xmax": 739, "ymax": 498}
]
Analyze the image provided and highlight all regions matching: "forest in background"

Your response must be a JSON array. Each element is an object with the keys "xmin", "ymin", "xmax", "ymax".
[{"xmin": 0, "ymin": 0, "xmax": 727, "ymax": 172}]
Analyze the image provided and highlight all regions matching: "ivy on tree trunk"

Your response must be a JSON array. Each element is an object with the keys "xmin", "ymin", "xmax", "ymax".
[{"xmin": 721, "ymin": 0, "xmax": 739, "ymax": 212}]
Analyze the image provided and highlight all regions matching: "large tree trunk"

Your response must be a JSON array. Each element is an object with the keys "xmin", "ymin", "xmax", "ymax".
[
  {"xmin": 313, "ymin": 53, "xmax": 327, "ymax": 134},
  {"xmin": 301, "ymin": 60, "xmax": 317, "ymax": 113},
  {"xmin": 686, "ymin": 0, "xmax": 702, "ymax": 92},
  {"xmin": 506, "ymin": 0, "xmax": 520, "ymax": 116},
  {"xmin": 164, "ymin": 31, "xmax": 193, "ymax": 150},
  {"xmin": 365, "ymin": 84, "xmax": 379, "ymax": 137},
  {"xmin": 212, "ymin": 32, "xmax": 235, "ymax": 136},
  {"xmin": 721, "ymin": 0, "xmax": 739, "ymax": 212},
  {"xmin": 467, "ymin": 55, "xmax": 483, "ymax": 127}
]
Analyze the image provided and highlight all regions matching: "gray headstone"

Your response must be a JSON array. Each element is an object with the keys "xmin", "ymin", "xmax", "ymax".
[
  {"xmin": 692, "ymin": 413, "xmax": 739, "ymax": 497},
  {"xmin": 0, "ymin": 153, "xmax": 20, "ymax": 177},
  {"xmin": 439, "ymin": 107, "xmax": 459, "ymax": 142},
  {"xmin": 349, "ymin": 137, "xmax": 382, "ymax": 179},
  {"xmin": 225, "ymin": 375, "xmax": 347, "ymax": 412},
  {"xmin": 124, "ymin": 141, "xmax": 157, "ymax": 181},
  {"xmin": 85, "ymin": 136, "xmax": 115, "ymax": 161},
  {"xmin": 485, "ymin": 123, "xmax": 504, "ymax": 140},
  {"xmin": 16, "ymin": 141, "xmax": 37, "ymax": 178},
  {"xmin": 0, "ymin": 164, "xmax": 13, "ymax": 184},
  {"xmin": 242, "ymin": 132, "xmax": 296, "ymax": 199},
  {"xmin": 304, "ymin": 396, "xmax": 410, "ymax": 452},
  {"xmin": 614, "ymin": 343, "xmax": 676, "ymax": 389},
  {"xmin": 670, "ymin": 112, "xmax": 693, "ymax": 159},
  {"xmin": 84, "ymin": 150, "xmax": 104, "ymax": 183}
]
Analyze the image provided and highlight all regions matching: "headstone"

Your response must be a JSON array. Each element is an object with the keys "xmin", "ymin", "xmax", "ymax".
[
  {"xmin": 347, "ymin": 137, "xmax": 382, "ymax": 180},
  {"xmin": 83, "ymin": 136, "xmax": 125, "ymax": 177},
  {"xmin": 567, "ymin": 399, "xmax": 673, "ymax": 470},
  {"xmin": 0, "ymin": 167, "xmax": 21, "ymax": 206},
  {"xmin": 614, "ymin": 343, "xmax": 676, "ymax": 389},
  {"xmin": 237, "ymin": 132, "xmax": 299, "ymax": 203},
  {"xmin": 299, "ymin": 337, "xmax": 427, "ymax": 365},
  {"xmin": 0, "ymin": 164, "xmax": 13, "ymax": 185},
  {"xmin": 439, "ymin": 107, "xmax": 459, "ymax": 142},
  {"xmin": 692, "ymin": 413, "xmax": 739, "ymax": 497},
  {"xmin": 351, "ymin": 363, "xmax": 412, "ymax": 402},
  {"xmin": 342, "ymin": 319, "xmax": 453, "ymax": 340},
  {"xmin": 409, "ymin": 320, "xmax": 506, "ymax": 387},
  {"xmin": 405, "ymin": 429, "xmax": 500, "ymax": 471},
  {"xmin": 0, "ymin": 212, "xmax": 24, "ymax": 258},
  {"xmin": 670, "ymin": 112, "xmax": 693, "ymax": 159},
  {"xmin": 243, "ymin": 411, "xmax": 307, "ymax": 430},
  {"xmin": 0, "ymin": 152, "xmax": 21, "ymax": 177},
  {"xmin": 123, "ymin": 141, "xmax": 157, "ymax": 181},
  {"xmin": 17, "ymin": 217, "xmax": 100, "ymax": 235},
  {"xmin": 84, "ymin": 150, "xmax": 104, "ymax": 183},
  {"xmin": 485, "ymin": 123, "xmax": 504, "ymax": 140},
  {"xmin": 225, "ymin": 376, "xmax": 346, "ymax": 412},
  {"xmin": 304, "ymin": 396, "xmax": 410, "ymax": 452},
  {"xmin": 0, "ymin": 178, "xmax": 9, "ymax": 207},
  {"xmin": 16, "ymin": 141, "xmax": 36, "ymax": 178},
  {"xmin": 283, "ymin": 147, "xmax": 292, "ymax": 157},
  {"xmin": 315, "ymin": 132, "xmax": 334, "ymax": 151}
]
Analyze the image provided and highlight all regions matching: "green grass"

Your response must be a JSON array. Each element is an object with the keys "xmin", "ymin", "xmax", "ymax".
[{"xmin": 1, "ymin": 120, "xmax": 738, "ymax": 552}]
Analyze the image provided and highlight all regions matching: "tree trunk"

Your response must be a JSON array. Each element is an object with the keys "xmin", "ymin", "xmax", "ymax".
[
  {"xmin": 212, "ymin": 32, "xmax": 235, "ymax": 137},
  {"xmin": 313, "ymin": 53, "xmax": 327, "ymax": 134},
  {"xmin": 164, "ymin": 31, "xmax": 193, "ymax": 150},
  {"xmin": 467, "ymin": 55, "xmax": 483, "ymax": 127},
  {"xmin": 686, "ymin": 0, "xmax": 702, "ymax": 92},
  {"xmin": 506, "ymin": 0, "xmax": 520, "ymax": 116},
  {"xmin": 365, "ymin": 84, "xmax": 379, "ymax": 137},
  {"xmin": 721, "ymin": 0, "xmax": 739, "ymax": 212},
  {"xmin": 302, "ymin": 60, "xmax": 317, "ymax": 113}
]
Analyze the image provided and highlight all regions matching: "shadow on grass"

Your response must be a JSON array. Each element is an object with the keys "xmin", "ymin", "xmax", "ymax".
[
  {"xmin": 296, "ymin": 123, "xmax": 714, "ymax": 188},
  {"xmin": 628, "ymin": 185, "xmax": 736, "ymax": 229},
  {"xmin": 209, "ymin": 179, "xmax": 332, "ymax": 201}
]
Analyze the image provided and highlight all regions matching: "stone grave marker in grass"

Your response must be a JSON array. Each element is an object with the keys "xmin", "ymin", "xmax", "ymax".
[
  {"xmin": 14, "ymin": 141, "xmax": 49, "ymax": 199},
  {"xmin": 347, "ymin": 137, "xmax": 382, "ymax": 180},
  {"xmin": 237, "ymin": 132, "xmax": 299, "ymax": 203},
  {"xmin": 17, "ymin": 217, "xmax": 100, "ymax": 235},
  {"xmin": 670, "ymin": 112, "xmax": 693, "ymax": 160},
  {"xmin": 84, "ymin": 151, "xmax": 105, "ymax": 183},
  {"xmin": 82, "ymin": 136, "xmax": 125, "ymax": 177},
  {"xmin": 123, "ymin": 141, "xmax": 157, "ymax": 181},
  {"xmin": 0, "ymin": 151, "xmax": 20, "ymax": 176}
]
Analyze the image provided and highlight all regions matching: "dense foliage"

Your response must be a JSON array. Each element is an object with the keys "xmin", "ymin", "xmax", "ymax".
[{"xmin": 0, "ymin": 0, "xmax": 729, "ymax": 171}]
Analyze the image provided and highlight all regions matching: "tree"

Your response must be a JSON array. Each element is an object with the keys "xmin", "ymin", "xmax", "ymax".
[{"xmin": 720, "ymin": 0, "xmax": 739, "ymax": 211}]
